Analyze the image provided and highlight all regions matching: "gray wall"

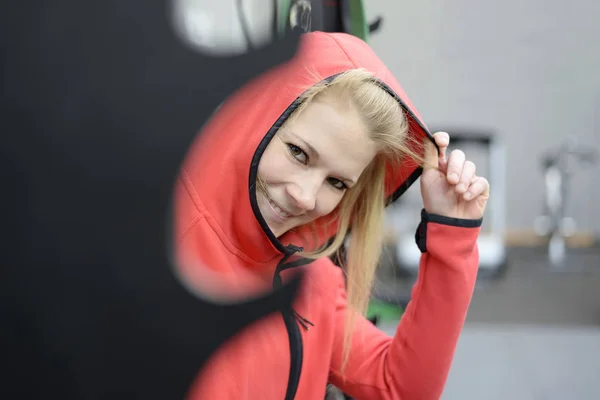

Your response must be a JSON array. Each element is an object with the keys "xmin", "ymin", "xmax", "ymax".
[{"xmin": 365, "ymin": 0, "xmax": 600, "ymax": 233}]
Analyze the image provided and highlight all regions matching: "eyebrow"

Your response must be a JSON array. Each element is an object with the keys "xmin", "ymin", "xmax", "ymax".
[{"xmin": 287, "ymin": 131, "xmax": 356, "ymax": 186}]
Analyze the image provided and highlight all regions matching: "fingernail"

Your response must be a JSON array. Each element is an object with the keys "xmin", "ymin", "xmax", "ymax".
[
  {"xmin": 449, "ymin": 173, "xmax": 458, "ymax": 182},
  {"xmin": 456, "ymin": 183, "xmax": 466, "ymax": 192},
  {"xmin": 464, "ymin": 192, "xmax": 472, "ymax": 200}
]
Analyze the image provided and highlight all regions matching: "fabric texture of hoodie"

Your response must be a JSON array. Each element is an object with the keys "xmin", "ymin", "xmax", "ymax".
[{"xmin": 174, "ymin": 31, "xmax": 481, "ymax": 400}]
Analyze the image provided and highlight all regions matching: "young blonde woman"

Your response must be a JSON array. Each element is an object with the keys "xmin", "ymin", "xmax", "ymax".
[{"xmin": 174, "ymin": 31, "xmax": 489, "ymax": 400}]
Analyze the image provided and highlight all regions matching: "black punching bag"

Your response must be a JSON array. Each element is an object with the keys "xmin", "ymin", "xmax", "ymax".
[{"xmin": 0, "ymin": 1, "xmax": 303, "ymax": 399}]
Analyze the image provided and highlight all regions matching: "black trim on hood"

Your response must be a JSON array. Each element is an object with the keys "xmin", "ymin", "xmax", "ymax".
[
  {"xmin": 248, "ymin": 75, "xmax": 339, "ymax": 253},
  {"xmin": 249, "ymin": 96, "xmax": 306, "ymax": 254}
]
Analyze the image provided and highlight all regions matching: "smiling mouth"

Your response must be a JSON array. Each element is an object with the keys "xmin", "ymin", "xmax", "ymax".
[{"xmin": 264, "ymin": 194, "xmax": 295, "ymax": 220}]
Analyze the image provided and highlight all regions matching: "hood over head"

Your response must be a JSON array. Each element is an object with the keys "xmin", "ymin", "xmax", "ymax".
[{"xmin": 176, "ymin": 31, "xmax": 433, "ymax": 267}]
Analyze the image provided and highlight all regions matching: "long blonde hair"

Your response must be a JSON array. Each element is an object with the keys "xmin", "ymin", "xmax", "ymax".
[{"xmin": 263, "ymin": 68, "xmax": 426, "ymax": 371}]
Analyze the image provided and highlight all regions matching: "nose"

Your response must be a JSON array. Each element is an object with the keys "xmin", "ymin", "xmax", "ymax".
[{"xmin": 286, "ymin": 180, "xmax": 318, "ymax": 213}]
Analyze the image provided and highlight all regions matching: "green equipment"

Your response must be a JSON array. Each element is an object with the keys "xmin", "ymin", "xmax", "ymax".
[{"xmin": 276, "ymin": 0, "xmax": 383, "ymax": 41}]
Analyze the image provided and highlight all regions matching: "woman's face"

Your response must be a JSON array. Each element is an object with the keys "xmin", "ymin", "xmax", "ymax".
[{"xmin": 256, "ymin": 97, "xmax": 377, "ymax": 238}]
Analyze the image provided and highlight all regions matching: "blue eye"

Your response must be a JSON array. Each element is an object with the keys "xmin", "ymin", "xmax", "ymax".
[{"xmin": 287, "ymin": 143, "xmax": 308, "ymax": 164}]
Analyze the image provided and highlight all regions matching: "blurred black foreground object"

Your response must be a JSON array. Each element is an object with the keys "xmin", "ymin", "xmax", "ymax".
[{"xmin": 0, "ymin": 1, "xmax": 302, "ymax": 399}]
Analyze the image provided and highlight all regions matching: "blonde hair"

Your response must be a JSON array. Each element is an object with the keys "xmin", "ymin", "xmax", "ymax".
[{"xmin": 262, "ymin": 68, "xmax": 426, "ymax": 371}]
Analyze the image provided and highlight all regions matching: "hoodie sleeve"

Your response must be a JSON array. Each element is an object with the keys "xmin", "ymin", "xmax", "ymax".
[{"xmin": 328, "ymin": 209, "xmax": 481, "ymax": 400}]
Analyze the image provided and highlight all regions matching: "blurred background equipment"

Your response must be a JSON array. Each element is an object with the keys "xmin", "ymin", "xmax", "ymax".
[
  {"xmin": 533, "ymin": 137, "xmax": 598, "ymax": 267},
  {"xmin": 172, "ymin": 0, "xmax": 383, "ymax": 56},
  {"xmin": 278, "ymin": 0, "xmax": 384, "ymax": 39}
]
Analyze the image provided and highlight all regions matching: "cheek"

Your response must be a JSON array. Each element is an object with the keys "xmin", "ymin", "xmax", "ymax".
[
  {"xmin": 313, "ymin": 190, "xmax": 344, "ymax": 217},
  {"xmin": 257, "ymin": 144, "xmax": 291, "ymax": 183}
]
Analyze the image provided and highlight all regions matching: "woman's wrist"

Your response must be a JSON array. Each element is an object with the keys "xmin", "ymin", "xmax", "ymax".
[{"xmin": 415, "ymin": 209, "xmax": 482, "ymax": 253}]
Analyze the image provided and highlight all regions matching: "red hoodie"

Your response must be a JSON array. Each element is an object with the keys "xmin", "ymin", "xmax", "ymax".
[{"xmin": 174, "ymin": 32, "xmax": 481, "ymax": 400}]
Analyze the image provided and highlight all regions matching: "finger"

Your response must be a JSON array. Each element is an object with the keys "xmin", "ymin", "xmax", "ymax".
[
  {"xmin": 446, "ymin": 149, "xmax": 466, "ymax": 185},
  {"xmin": 433, "ymin": 131, "xmax": 449, "ymax": 161},
  {"xmin": 463, "ymin": 176, "xmax": 490, "ymax": 201},
  {"xmin": 456, "ymin": 160, "xmax": 476, "ymax": 194},
  {"xmin": 423, "ymin": 132, "xmax": 449, "ymax": 170}
]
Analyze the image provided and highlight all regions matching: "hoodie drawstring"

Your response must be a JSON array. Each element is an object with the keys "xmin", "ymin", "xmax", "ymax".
[
  {"xmin": 294, "ymin": 310, "xmax": 315, "ymax": 330},
  {"xmin": 273, "ymin": 244, "xmax": 315, "ymax": 331}
]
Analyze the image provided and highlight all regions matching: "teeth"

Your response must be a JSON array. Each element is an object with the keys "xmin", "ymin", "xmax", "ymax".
[{"xmin": 269, "ymin": 199, "xmax": 289, "ymax": 218}]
